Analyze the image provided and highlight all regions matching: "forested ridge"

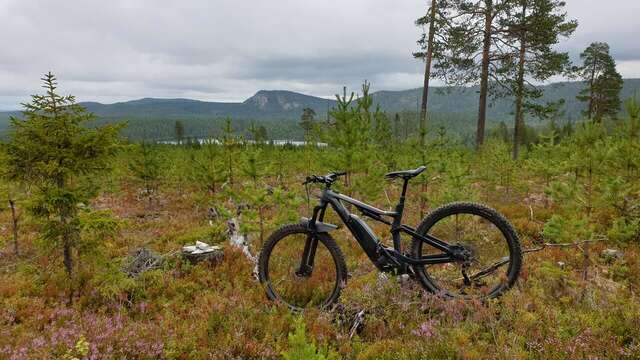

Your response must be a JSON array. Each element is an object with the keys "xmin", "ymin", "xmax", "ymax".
[{"xmin": 1, "ymin": 79, "xmax": 638, "ymax": 141}]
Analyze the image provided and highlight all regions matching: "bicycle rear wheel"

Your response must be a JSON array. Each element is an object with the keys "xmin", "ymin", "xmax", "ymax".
[
  {"xmin": 410, "ymin": 202, "xmax": 522, "ymax": 299},
  {"xmin": 258, "ymin": 224, "xmax": 347, "ymax": 310}
]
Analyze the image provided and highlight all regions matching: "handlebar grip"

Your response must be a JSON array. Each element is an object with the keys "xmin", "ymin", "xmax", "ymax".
[{"xmin": 303, "ymin": 172, "xmax": 346, "ymax": 185}]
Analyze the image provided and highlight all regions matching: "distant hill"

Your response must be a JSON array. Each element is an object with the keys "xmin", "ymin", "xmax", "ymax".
[
  {"xmin": 371, "ymin": 79, "xmax": 640, "ymax": 121},
  {"xmin": 77, "ymin": 90, "xmax": 336, "ymax": 121},
  {"xmin": 1, "ymin": 79, "xmax": 638, "ymax": 140}
]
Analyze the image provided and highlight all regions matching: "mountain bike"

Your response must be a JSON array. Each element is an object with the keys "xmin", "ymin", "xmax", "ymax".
[{"xmin": 258, "ymin": 167, "xmax": 522, "ymax": 310}]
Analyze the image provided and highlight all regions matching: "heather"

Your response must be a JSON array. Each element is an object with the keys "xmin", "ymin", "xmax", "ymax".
[{"xmin": 1, "ymin": 108, "xmax": 639, "ymax": 358}]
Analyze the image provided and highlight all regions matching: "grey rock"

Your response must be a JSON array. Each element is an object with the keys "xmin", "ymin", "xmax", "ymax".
[
  {"xmin": 182, "ymin": 240, "xmax": 224, "ymax": 265},
  {"xmin": 601, "ymin": 248, "xmax": 623, "ymax": 260},
  {"xmin": 182, "ymin": 247, "xmax": 224, "ymax": 265}
]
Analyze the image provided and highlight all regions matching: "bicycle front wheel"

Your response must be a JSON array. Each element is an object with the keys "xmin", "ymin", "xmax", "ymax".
[
  {"xmin": 411, "ymin": 202, "xmax": 522, "ymax": 299},
  {"xmin": 258, "ymin": 224, "xmax": 347, "ymax": 310}
]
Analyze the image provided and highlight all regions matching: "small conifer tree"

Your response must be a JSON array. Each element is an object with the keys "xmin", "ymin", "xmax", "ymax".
[
  {"xmin": 129, "ymin": 142, "xmax": 162, "ymax": 206},
  {"xmin": 6, "ymin": 73, "xmax": 120, "ymax": 301},
  {"xmin": 174, "ymin": 120, "xmax": 185, "ymax": 144},
  {"xmin": 220, "ymin": 118, "xmax": 239, "ymax": 186}
]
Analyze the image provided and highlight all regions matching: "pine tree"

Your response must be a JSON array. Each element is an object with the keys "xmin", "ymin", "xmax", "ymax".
[
  {"xmin": 415, "ymin": 0, "xmax": 450, "ymax": 144},
  {"xmin": 129, "ymin": 142, "xmax": 162, "ymax": 206},
  {"xmin": 393, "ymin": 113, "xmax": 401, "ymax": 142},
  {"xmin": 6, "ymin": 73, "xmax": 120, "ymax": 301},
  {"xmin": 576, "ymin": 42, "xmax": 623, "ymax": 122},
  {"xmin": 240, "ymin": 148, "xmax": 269, "ymax": 244},
  {"xmin": 248, "ymin": 122, "xmax": 268, "ymax": 144},
  {"xmin": 433, "ymin": 0, "xmax": 516, "ymax": 149},
  {"xmin": 257, "ymin": 125, "xmax": 268, "ymax": 143},
  {"xmin": 299, "ymin": 107, "xmax": 316, "ymax": 140},
  {"xmin": 526, "ymin": 129, "xmax": 563, "ymax": 186},
  {"xmin": 174, "ymin": 120, "xmax": 185, "ymax": 144},
  {"xmin": 499, "ymin": 0, "xmax": 576, "ymax": 158},
  {"xmin": 220, "ymin": 118, "xmax": 239, "ymax": 186},
  {"xmin": 625, "ymin": 94, "xmax": 640, "ymax": 121},
  {"xmin": 493, "ymin": 121, "xmax": 510, "ymax": 143},
  {"xmin": 325, "ymin": 84, "xmax": 374, "ymax": 187},
  {"xmin": 373, "ymin": 109, "xmax": 395, "ymax": 168},
  {"xmin": 188, "ymin": 141, "xmax": 226, "ymax": 194}
]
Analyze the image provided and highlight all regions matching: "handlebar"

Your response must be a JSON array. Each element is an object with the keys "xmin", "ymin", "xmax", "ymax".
[{"xmin": 303, "ymin": 171, "xmax": 347, "ymax": 185}]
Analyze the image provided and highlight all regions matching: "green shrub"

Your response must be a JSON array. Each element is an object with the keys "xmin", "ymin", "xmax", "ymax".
[{"xmin": 282, "ymin": 317, "xmax": 338, "ymax": 360}]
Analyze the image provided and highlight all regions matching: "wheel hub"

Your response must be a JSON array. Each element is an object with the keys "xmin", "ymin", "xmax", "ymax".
[{"xmin": 450, "ymin": 243, "xmax": 475, "ymax": 264}]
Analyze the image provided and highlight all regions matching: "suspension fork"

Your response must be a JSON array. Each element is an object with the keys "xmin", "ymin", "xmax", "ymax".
[{"xmin": 296, "ymin": 202, "xmax": 328, "ymax": 277}]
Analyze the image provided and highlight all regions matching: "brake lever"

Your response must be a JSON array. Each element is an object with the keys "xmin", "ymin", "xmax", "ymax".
[{"xmin": 303, "ymin": 175, "xmax": 321, "ymax": 185}]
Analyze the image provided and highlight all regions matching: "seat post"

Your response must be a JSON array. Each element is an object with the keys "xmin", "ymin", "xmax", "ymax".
[
  {"xmin": 393, "ymin": 178, "xmax": 410, "ymax": 226},
  {"xmin": 390, "ymin": 178, "xmax": 410, "ymax": 253},
  {"xmin": 400, "ymin": 178, "xmax": 410, "ymax": 199}
]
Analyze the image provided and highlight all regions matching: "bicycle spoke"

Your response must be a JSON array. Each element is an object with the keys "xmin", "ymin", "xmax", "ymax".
[
  {"xmin": 415, "ymin": 209, "xmax": 514, "ymax": 298},
  {"xmin": 265, "ymin": 231, "xmax": 339, "ymax": 309}
]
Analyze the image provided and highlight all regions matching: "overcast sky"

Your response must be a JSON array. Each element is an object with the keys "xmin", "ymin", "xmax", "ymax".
[{"xmin": 1, "ymin": 0, "xmax": 638, "ymax": 110}]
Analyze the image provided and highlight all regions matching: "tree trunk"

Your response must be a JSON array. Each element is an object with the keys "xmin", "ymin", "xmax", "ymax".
[
  {"xmin": 9, "ymin": 199, "xmax": 19, "ymax": 256},
  {"xmin": 63, "ymin": 232, "xmax": 74, "ymax": 304},
  {"xmin": 419, "ymin": 0, "xmax": 438, "ymax": 146},
  {"xmin": 476, "ymin": 0, "xmax": 493, "ymax": 150},
  {"xmin": 228, "ymin": 153, "xmax": 234, "ymax": 186},
  {"xmin": 57, "ymin": 176, "xmax": 74, "ymax": 304},
  {"xmin": 513, "ymin": 4, "xmax": 527, "ymax": 160},
  {"xmin": 587, "ymin": 61, "xmax": 596, "ymax": 120},
  {"xmin": 258, "ymin": 206, "xmax": 265, "ymax": 245},
  {"xmin": 404, "ymin": 117, "xmax": 409, "ymax": 140}
]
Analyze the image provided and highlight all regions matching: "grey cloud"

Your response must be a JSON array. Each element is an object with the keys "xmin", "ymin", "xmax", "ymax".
[{"xmin": 0, "ymin": 0, "xmax": 638, "ymax": 110}]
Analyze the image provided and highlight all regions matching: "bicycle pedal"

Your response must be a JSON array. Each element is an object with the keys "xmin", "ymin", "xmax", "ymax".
[{"xmin": 397, "ymin": 274, "xmax": 410, "ymax": 283}]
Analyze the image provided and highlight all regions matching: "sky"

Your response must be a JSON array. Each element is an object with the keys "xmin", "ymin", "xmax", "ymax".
[{"xmin": 1, "ymin": 0, "xmax": 639, "ymax": 110}]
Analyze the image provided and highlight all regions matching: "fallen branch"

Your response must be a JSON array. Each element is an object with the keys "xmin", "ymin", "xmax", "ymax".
[
  {"xmin": 349, "ymin": 310, "xmax": 366, "ymax": 339},
  {"xmin": 227, "ymin": 217, "xmax": 258, "ymax": 279},
  {"xmin": 521, "ymin": 235, "xmax": 606, "ymax": 256},
  {"xmin": 468, "ymin": 235, "xmax": 607, "ymax": 282}
]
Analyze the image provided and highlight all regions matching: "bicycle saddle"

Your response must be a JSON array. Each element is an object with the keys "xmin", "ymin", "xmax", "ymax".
[{"xmin": 384, "ymin": 166, "xmax": 426, "ymax": 180}]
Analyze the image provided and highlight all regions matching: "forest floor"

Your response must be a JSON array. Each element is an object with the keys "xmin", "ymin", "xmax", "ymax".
[{"xmin": 1, "ymin": 142, "xmax": 639, "ymax": 359}]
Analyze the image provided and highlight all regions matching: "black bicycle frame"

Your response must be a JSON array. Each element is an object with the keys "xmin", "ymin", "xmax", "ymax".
[{"xmin": 299, "ymin": 179, "xmax": 460, "ymax": 274}]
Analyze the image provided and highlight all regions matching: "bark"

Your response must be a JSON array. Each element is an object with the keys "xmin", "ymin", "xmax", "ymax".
[
  {"xmin": 419, "ymin": 149, "xmax": 428, "ymax": 218},
  {"xmin": 228, "ymin": 153, "xmax": 234, "ymax": 186},
  {"xmin": 58, "ymin": 176, "xmax": 74, "ymax": 304},
  {"xmin": 63, "ymin": 234, "xmax": 74, "ymax": 304},
  {"xmin": 587, "ymin": 61, "xmax": 596, "ymax": 120},
  {"xmin": 419, "ymin": 0, "xmax": 438, "ymax": 146},
  {"xmin": 513, "ymin": 3, "xmax": 527, "ymax": 160},
  {"xmin": 258, "ymin": 206, "xmax": 265, "ymax": 245},
  {"xmin": 9, "ymin": 199, "xmax": 19, "ymax": 256},
  {"xmin": 476, "ymin": 0, "xmax": 493, "ymax": 150}
]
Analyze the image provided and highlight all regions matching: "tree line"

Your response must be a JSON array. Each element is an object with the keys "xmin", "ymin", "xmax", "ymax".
[{"xmin": 414, "ymin": 0, "xmax": 624, "ymax": 158}]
